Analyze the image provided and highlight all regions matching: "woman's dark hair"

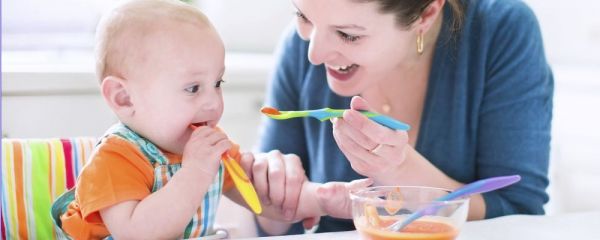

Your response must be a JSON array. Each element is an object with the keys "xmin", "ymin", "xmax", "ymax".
[{"xmin": 356, "ymin": 0, "xmax": 464, "ymax": 31}]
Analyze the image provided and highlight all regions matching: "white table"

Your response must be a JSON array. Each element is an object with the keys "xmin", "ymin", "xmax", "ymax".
[{"xmin": 240, "ymin": 211, "xmax": 600, "ymax": 240}]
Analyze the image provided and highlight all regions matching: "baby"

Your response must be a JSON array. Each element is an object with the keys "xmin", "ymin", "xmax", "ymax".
[{"xmin": 51, "ymin": 0, "xmax": 368, "ymax": 239}]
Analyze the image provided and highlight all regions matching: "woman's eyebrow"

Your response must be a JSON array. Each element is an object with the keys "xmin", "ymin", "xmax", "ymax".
[
  {"xmin": 332, "ymin": 24, "xmax": 366, "ymax": 31},
  {"xmin": 291, "ymin": 0, "xmax": 366, "ymax": 31}
]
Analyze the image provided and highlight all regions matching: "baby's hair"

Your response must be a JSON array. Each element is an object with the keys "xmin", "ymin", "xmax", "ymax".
[{"xmin": 95, "ymin": 0, "xmax": 212, "ymax": 82}]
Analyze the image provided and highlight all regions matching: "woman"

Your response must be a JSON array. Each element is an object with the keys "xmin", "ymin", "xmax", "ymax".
[{"xmin": 250, "ymin": 0, "xmax": 553, "ymax": 235}]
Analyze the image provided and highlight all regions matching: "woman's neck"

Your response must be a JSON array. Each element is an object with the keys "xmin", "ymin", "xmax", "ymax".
[
  {"xmin": 360, "ymin": 12, "xmax": 444, "ymax": 124},
  {"xmin": 377, "ymin": 11, "xmax": 444, "ymax": 100}
]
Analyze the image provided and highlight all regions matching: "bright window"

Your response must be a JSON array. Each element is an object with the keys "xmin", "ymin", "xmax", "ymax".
[{"xmin": 2, "ymin": 0, "xmax": 120, "ymax": 51}]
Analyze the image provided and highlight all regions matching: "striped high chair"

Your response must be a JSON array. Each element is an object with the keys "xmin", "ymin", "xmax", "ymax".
[{"xmin": 1, "ymin": 138, "xmax": 96, "ymax": 240}]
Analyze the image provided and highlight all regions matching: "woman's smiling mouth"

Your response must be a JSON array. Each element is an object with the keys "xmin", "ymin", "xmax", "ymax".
[{"xmin": 326, "ymin": 64, "xmax": 359, "ymax": 81}]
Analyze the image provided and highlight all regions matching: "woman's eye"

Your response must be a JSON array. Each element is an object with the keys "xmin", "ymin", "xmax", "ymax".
[
  {"xmin": 337, "ymin": 31, "xmax": 360, "ymax": 43},
  {"xmin": 185, "ymin": 85, "xmax": 200, "ymax": 94},
  {"xmin": 215, "ymin": 79, "xmax": 225, "ymax": 88},
  {"xmin": 295, "ymin": 11, "xmax": 309, "ymax": 23}
]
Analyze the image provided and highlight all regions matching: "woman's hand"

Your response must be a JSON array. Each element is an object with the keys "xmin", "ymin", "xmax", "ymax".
[
  {"xmin": 240, "ymin": 150, "xmax": 307, "ymax": 221},
  {"xmin": 240, "ymin": 151, "xmax": 321, "ymax": 235},
  {"xmin": 331, "ymin": 96, "xmax": 409, "ymax": 185}
]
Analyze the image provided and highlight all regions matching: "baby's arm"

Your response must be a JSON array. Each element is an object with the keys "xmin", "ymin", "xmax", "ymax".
[
  {"xmin": 294, "ymin": 178, "xmax": 373, "ymax": 220},
  {"xmin": 224, "ymin": 178, "xmax": 372, "ymax": 233},
  {"xmin": 100, "ymin": 127, "xmax": 231, "ymax": 239}
]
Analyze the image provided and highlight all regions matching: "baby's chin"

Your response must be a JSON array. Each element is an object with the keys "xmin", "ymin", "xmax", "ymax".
[
  {"xmin": 154, "ymin": 132, "xmax": 192, "ymax": 155},
  {"xmin": 154, "ymin": 140, "xmax": 185, "ymax": 155}
]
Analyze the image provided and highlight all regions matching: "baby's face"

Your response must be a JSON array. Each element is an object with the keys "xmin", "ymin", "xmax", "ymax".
[{"xmin": 124, "ymin": 20, "xmax": 226, "ymax": 154}]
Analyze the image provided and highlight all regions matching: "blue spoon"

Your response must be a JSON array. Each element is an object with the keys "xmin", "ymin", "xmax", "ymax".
[{"xmin": 387, "ymin": 175, "xmax": 521, "ymax": 232}]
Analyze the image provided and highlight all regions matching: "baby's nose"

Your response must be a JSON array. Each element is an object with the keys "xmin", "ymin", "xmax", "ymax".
[{"xmin": 198, "ymin": 97, "xmax": 222, "ymax": 116}]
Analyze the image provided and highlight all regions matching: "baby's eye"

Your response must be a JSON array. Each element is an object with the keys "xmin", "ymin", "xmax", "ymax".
[
  {"xmin": 185, "ymin": 85, "xmax": 200, "ymax": 94},
  {"xmin": 215, "ymin": 79, "xmax": 225, "ymax": 88}
]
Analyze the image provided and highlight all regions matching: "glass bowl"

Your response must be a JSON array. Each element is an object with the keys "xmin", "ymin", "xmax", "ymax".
[{"xmin": 350, "ymin": 186, "xmax": 469, "ymax": 240}]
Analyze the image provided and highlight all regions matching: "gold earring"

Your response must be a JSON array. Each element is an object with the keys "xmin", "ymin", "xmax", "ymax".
[{"xmin": 416, "ymin": 31, "xmax": 424, "ymax": 55}]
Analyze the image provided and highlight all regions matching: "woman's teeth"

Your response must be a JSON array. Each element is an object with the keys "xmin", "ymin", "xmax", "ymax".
[{"xmin": 333, "ymin": 64, "xmax": 358, "ymax": 73}]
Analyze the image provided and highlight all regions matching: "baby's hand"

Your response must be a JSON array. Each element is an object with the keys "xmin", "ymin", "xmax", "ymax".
[
  {"xmin": 182, "ymin": 126, "xmax": 232, "ymax": 178},
  {"xmin": 316, "ymin": 178, "xmax": 373, "ymax": 219}
]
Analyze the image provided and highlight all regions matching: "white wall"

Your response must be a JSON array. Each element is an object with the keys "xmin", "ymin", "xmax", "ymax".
[
  {"xmin": 196, "ymin": 0, "xmax": 294, "ymax": 53},
  {"xmin": 522, "ymin": 0, "xmax": 600, "ymax": 215},
  {"xmin": 524, "ymin": 0, "xmax": 600, "ymax": 66}
]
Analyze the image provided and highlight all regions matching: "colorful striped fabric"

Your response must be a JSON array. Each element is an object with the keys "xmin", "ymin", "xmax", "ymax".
[{"xmin": 1, "ymin": 138, "xmax": 96, "ymax": 240}]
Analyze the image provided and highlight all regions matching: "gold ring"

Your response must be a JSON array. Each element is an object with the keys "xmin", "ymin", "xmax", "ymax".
[{"xmin": 369, "ymin": 144, "xmax": 384, "ymax": 154}]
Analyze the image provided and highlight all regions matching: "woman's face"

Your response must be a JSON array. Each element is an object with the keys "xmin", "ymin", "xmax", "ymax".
[{"xmin": 293, "ymin": 0, "xmax": 417, "ymax": 96}]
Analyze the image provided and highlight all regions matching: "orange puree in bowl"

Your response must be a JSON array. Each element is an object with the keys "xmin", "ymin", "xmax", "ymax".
[{"xmin": 356, "ymin": 217, "xmax": 458, "ymax": 240}]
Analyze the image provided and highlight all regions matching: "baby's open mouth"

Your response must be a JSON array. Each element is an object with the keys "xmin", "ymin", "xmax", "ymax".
[{"xmin": 191, "ymin": 122, "xmax": 208, "ymax": 129}]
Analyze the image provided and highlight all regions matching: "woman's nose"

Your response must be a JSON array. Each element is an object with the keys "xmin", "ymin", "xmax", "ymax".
[{"xmin": 307, "ymin": 30, "xmax": 336, "ymax": 65}]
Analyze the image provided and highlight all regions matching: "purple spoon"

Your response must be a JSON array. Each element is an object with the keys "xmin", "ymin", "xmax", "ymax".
[{"xmin": 387, "ymin": 175, "xmax": 521, "ymax": 232}]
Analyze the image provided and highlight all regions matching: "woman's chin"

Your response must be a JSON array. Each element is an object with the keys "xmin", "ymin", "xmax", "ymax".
[{"xmin": 327, "ymin": 77, "xmax": 363, "ymax": 97}]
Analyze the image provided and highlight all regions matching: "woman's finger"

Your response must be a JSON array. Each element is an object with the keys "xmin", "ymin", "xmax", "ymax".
[
  {"xmin": 281, "ymin": 154, "xmax": 305, "ymax": 220},
  {"xmin": 239, "ymin": 152, "xmax": 254, "ymax": 181},
  {"xmin": 332, "ymin": 122, "xmax": 374, "ymax": 175},
  {"xmin": 343, "ymin": 109, "xmax": 401, "ymax": 145},
  {"xmin": 336, "ymin": 130, "xmax": 383, "ymax": 163},
  {"xmin": 333, "ymin": 118, "xmax": 377, "ymax": 159},
  {"xmin": 334, "ymin": 115, "xmax": 379, "ymax": 151},
  {"xmin": 267, "ymin": 150, "xmax": 286, "ymax": 207},
  {"xmin": 350, "ymin": 95, "xmax": 374, "ymax": 112},
  {"xmin": 251, "ymin": 153, "xmax": 271, "ymax": 205}
]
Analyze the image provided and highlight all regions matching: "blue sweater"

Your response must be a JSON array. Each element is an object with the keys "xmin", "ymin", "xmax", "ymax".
[{"xmin": 258, "ymin": 0, "xmax": 553, "ymax": 234}]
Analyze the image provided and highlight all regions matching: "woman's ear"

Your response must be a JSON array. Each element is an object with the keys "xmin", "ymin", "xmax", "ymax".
[
  {"xmin": 414, "ymin": 0, "xmax": 445, "ymax": 33},
  {"xmin": 101, "ymin": 76, "xmax": 134, "ymax": 117}
]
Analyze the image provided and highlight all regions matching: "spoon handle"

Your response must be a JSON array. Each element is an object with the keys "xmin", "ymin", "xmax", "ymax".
[
  {"xmin": 389, "ymin": 175, "xmax": 521, "ymax": 232},
  {"xmin": 439, "ymin": 175, "xmax": 521, "ymax": 201},
  {"xmin": 309, "ymin": 108, "xmax": 411, "ymax": 130},
  {"xmin": 222, "ymin": 154, "xmax": 263, "ymax": 214}
]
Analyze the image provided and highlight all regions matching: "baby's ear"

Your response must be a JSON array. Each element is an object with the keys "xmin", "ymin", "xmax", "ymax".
[{"xmin": 101, "ymin": 76, "xmax": 134, "ymax": 117}]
